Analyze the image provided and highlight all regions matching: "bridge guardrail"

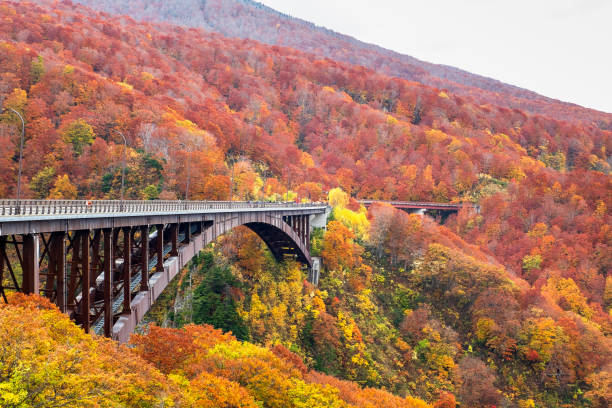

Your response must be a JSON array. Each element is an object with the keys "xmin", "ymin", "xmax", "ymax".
[
  {"xmin": 0, "ymin": 199, "xmax": 328, "ymax": 217},
  {"xmin": 358, "ymin": 200, "xmax": 470, "ymax": 208}
]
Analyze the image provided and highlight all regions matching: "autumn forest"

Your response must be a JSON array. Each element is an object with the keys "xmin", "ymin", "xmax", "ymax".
[{"xmin": 0, "ymin": 0, "xmax": 610, "ymax": 407}]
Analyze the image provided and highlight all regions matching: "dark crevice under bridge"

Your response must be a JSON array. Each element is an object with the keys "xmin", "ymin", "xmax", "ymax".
[{"xmin": 0, "ymin": 200, "xmax": 328, "ymax": 342}]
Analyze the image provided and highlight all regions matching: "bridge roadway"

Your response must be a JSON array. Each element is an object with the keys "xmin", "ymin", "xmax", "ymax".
[{"xmin": 0, "ymin": 200, "xmax": 327, "ymax": 342}]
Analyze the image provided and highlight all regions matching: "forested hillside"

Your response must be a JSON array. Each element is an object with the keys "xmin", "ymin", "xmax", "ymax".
[
  {"xmin": 1, "ymin": 294, "xmax": 431, "ymax": 407},
  {"xmin": 150, "ymin": 191, "xmax": 611, "ymax": 407},
  {"xmin": 0, "ymin": 0, "xmax": 610, "ymax": 406},
  {"xmin": 71, "ymin": 0, "xmax": 612, "ymax": 126}
]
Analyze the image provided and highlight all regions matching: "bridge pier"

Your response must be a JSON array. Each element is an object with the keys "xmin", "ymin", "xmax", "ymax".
[
  {"xmin": 309, "ymin": 257, "xmax": 321, "ymax": 286},
  {"xmin": 81, "ymin": 230, "xmax": 90, "ymax": 333},
  {"xmin": 22, "ymin": 234, "xmax": 40, "ymax": 295},
  {"xmin": 49, "ymin": 231, "xmax": 66, "ymax": 313},
  {"xmin": 103, "ymin": 228, "xmax": 113, "ymax": 337},
  {"xmin": 170, "ymin": 224, "xmax": 178, "ymax": 257},
  {"xmin": 140, "ymin": 225, "xmax": 149, "ymax": 292}
]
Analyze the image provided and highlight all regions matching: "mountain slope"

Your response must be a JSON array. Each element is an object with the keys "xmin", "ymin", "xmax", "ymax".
[
  {"xmin": 1, "ymin": 0, "xmax": 609, "ymax": 280},
  {"xmin": 0, "ymin": 1, "xmax": 610, "ymax": 406},
  {"xmin": 71, "ymin": 0, "xmax": 612, "ymax": 126},
  {"xmin": 1, "ymin": 294, "xmax": 431, "ymax": 407}
]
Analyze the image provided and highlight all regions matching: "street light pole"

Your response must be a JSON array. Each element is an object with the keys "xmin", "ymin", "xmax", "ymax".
[
  {"xmin": 2, "ymin": 107, "xmax": 25, "ymax": 214},
  {"xmin": 186, "ymin": 153, "xmax": 190, "ymax": 201},
  {"xmin": 115, "ymin": 130, "xmax": 127, "ymax": 205},
  {"xmin": 229, "ymin": 157, "xmax": 237, "ymax": 201},
  {"xmin": 230, "ymin": 162, "xmax": 234, "ymax": 201},
  {"xmin": 178, "ymin": 142, "xmax": 191, "ymax": 201}
]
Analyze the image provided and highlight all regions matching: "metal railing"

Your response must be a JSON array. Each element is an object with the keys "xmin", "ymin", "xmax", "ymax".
[
  {"xmin": 359, "ymin": 199, "xmax": 481, "ymax": 207},
  {"xmin": 0, "ymin": 200, "xmax": 328, "ymax": 217}
]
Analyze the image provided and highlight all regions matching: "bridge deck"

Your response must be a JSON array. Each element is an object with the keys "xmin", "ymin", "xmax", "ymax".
[
  {"xmin": 0, "ymin": 199, "xmax": 326, "ymax": 219},
  {"xmin": 0, "ymin": 200, "xmax": 327, "ymax": 236},
  {"xmin": 358, "ymin": 200, "xmax": 475, "ymax": 211}
]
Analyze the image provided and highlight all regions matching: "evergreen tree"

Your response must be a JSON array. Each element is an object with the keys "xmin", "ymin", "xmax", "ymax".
[{"xmin": 192, "ymin": 265, "xmax": 249, "ymax": 340}]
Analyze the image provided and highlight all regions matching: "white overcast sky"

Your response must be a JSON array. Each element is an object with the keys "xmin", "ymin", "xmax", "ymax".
[{"xmin": 259, "ymin": 0, "xmax": 612, "ymax": 113}]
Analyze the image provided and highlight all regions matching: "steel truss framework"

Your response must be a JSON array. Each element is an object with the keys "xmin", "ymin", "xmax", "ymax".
[{"xmin": 0, "ymin": 204, "xmax": 322, "ymax": 340}]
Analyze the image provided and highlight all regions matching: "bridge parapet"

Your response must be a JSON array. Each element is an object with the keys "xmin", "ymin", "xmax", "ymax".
[
  {"xmin": 358, "ymin": 199, "xmax": 480, "ymax": 221},
  {"xmin": 358, "ymin": 199, "xmax": 474, "ymax": 211},
  {"xmin": 0, "ymin": 199, "xmax": 325, "ymax": 217}
]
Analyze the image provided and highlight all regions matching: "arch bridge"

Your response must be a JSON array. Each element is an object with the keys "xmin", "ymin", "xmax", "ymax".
[{"xmin": 0, "ymin": 200, "xmax": 328, "ymax": 342}]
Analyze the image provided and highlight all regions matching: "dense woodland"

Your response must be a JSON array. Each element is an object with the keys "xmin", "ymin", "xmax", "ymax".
[
  {"xmin": 1, "ymin": 293, "xmax": 431, "ymax": 407},
  {"xmin": 0, "ymin": 0, "xmax": 610, "ymax": 407},
  {"xmin": 71, "ymin": 0, "xmax": 612, "ymax": 126}
]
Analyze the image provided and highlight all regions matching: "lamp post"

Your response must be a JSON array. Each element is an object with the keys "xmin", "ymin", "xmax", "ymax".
[
  {"xmin": 178, "ymin": 142, "xmax": 191, "ymax": 201},
  {"xmin": 185, "ymin": 154, "xmax": 191, "ymax": 201},
  {"xmin": 2, "ymin": 107, "xmax": 25, "ymax": 214},
  {"xmin": 228, "ymin": 156, "xmax": 238, "ymax": 201},
  {"xmin": 115, "ymin": 130, "xmax": 127, "ymax": 206},
  {"xmin": 230, "ymin": 162, "xmax": 234, "ymax": 201}
]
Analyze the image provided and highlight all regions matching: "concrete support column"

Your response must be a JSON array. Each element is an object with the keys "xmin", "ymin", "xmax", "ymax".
[
  {"xmin": 140, "ymin": 225, "xmax": 149, "ymax": 291},
  {"xmin": 103, "ymin": 228, "xmax": 113, "ymax": 337},
  {"xmin": 170, "ymin": 224, "xmax": 178, "ymax": 256},
  {"xmin": 81, "ymin": 230, "xmax": 90, "ymax": 333},
  {"xmin": 310, "ymin": 257, "xmax": 321, "ymax": 286},
  {"xmin": 298, "ymin": 215, "xmax": 302, "ymax": 242},
  {"xmin": 300, "ymin": 215, "xmax": 305, "ymax": 240},
  {"xmin": 67, "ymin": 232, "xmax": 81, "ymax": 308},
  {"xmin": 156, "ymin": 224, "xmax": 164, "ymax": 272},
  {"xmin": 91, "ymin": 230, "xmax": 101, "ymax": 280},
  {"xmin": 49, "ymin": 232, "xmax": 66, "ymax": 313},
  {"xmin": 112, "ymin": 228, "xmax": 120, "ymax": 275},
  {"xmin": 22, "ymin": 234, "xmax": 40, "ymax": 295},
  {"xmin": 0, "ymin": 236, "xmax": 5, "ymax": 301},
  {"xmin": 122, "ymin": 226, "xmax": 132, "ymax": 314},
  {"xmin": 184, "ymin": 222, "xmax": 191, "ymax": 244}
]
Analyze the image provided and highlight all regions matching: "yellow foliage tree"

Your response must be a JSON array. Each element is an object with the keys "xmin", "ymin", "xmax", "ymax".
[
  {"xmin": 48, "ymin": 174, "xmax": 78, "ymax": 199},
  {"xmin": 329, "ymin": 187, "xmax": 349, "ymax": 208},
  {"xmin": 328, "ymin": 187, "xmax": 370, "ymax": 241},
  {"xmin": 321, "ymin": 221, "xmax": 364, "ymax": 272},
  {"xmin": 233, "ymin": 160, "xmax": 263, "ymax": 200},
  {"xmin": 2, "ymin": 88, "xmax": 27, "ymax": 115},
  {"xmin": 334, "ymin": 206, "xmax": 370, "ymax": 241},
  {"xmin": 0, "ymin": 294, "xmax": 177, "ymax": 407},
  {"xmin": 518, "ymin": 317, "xmax": 568, "ymax": 366},
  {"xmin": 542, "ymin": 276, "xmax": 594, "ymax": 319}
]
